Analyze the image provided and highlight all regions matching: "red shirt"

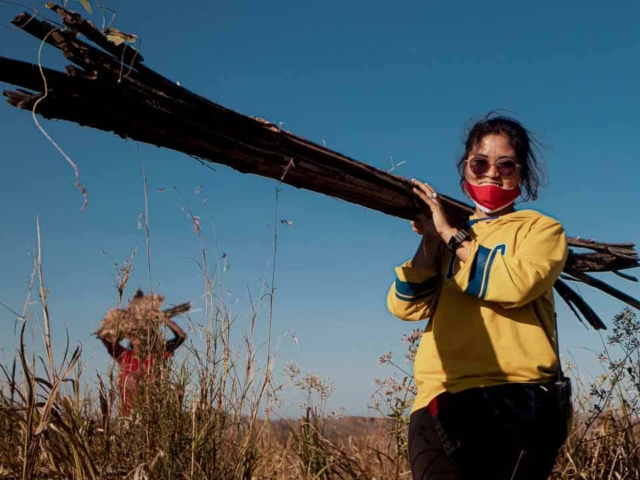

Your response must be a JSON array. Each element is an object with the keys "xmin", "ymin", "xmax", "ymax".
[
  {"xmin": 117, "ymin": 350, "xmax": 157, "ymax": 380},
  {"xmin": 116, "ymin": 349, "xmax": 171, "ymax": 413}
]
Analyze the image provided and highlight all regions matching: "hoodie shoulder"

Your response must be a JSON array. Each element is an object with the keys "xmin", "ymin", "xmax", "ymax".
[{"xmin": 506, "ymin": 209, "xmax": 564, "ymax": 226}]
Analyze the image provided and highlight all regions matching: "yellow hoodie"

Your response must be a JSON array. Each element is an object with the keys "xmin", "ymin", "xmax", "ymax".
[{"xmin": 387, "ymin": 210, "xmax": 568, "ymax": 414}]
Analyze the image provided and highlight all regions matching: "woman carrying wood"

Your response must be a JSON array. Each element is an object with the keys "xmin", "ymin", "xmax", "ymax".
[
  {"xmin": 388, "ymin": 114, "xmax": 571, "ymax": 479},
  {"xmin": 98, "ymin": 289, "xmax": 188, "ymax": 415}
]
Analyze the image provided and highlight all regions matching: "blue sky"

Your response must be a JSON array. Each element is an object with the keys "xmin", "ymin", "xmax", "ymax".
[{"xmin": 1, "ymin": 0, "xmax": 639, "ymax": 415}]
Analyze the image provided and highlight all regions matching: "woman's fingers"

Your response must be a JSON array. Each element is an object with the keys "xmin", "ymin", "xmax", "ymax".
[
  {"xmin": 411, "ymin": 179, "xmax": 452, "ymax": 237},
  {"xmin": 411, "ymin": 179, "xmax": 440, "ymax": 209},
  {"xmin": 410, "ymin": 214, "xmax": 439, "ymax": 236}
]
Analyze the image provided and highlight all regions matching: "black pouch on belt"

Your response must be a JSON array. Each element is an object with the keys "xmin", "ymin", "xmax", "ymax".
[{"xmin": 554, "ymin": 376, "xmax": 573, "ymax": 421}]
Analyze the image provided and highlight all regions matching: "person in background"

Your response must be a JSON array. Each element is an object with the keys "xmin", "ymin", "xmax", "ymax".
[
  {"xmin": 388, "ymin": 114, "xmax": 571, "ymax": 479},
  {"xmin": 100, "ymin": 290, "xmax": 187, "ymax": 415}
]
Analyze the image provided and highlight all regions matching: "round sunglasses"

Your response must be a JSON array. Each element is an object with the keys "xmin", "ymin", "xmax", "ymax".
[{"xmin": 467, "ymin": 158, "xmax": 522, "ymax": 178}]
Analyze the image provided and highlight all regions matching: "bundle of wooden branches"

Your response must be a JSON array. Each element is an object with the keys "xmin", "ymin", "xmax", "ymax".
[
  {"xmin": 1, "ymin": 4, "xmax": 638, "ymax": 329},
  {"xmin": 95, "ymin": 289, "xmax": 190, "ymax": 348}
]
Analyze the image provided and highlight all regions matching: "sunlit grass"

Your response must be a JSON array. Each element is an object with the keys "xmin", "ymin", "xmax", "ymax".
[{"xmin": 1, "ymin": 216, "xmax": 638, "ymax": 478}]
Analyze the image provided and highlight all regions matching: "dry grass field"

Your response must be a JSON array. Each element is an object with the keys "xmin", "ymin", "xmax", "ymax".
[{"xmin": 1, "ymin": 224, "xmax": 638, "ymax": 479}]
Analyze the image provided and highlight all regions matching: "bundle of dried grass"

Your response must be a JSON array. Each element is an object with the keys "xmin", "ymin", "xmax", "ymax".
[{"xmin": 95, "ymin": 289, "xmax": 190, "ymax": 347}]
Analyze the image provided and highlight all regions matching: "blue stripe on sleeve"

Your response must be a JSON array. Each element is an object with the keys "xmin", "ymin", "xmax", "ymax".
[
  {"xmin": 479, "ymin": 244, "xmax": 507, "ymax": 299},
  {"xmin": 395, "ymin": 287, "xmax": 436, "ymax": 302},
  {"xmin": 465, "ymin": 245, "xmax": 491, "ymax": 297},
  {"xmin": 395, "ymin": 276, "xmax": 438, "ymax": 298}
]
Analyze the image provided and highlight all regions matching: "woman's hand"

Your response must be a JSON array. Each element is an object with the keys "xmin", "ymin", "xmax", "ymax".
[
  {"xmin": 411, "ymin": 213, "xmax": 439, "ymax": 239},
  {"xmin": 411, "ymin": 179, "xmax": 455, "ymax": 240},
  {"xmin": 409, "ymin": 184, "xmax": 448, "ymax": 270},
  {"xmin": 411, "ymin": 179, "xmax": 471, "ymax": 263},
  {"xmin": 410, "ymin": 213, "xmax": 428, "ymax": 234}
]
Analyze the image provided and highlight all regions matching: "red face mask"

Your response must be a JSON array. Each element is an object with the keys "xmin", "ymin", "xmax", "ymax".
[{"xmin": 463, "ymin": 181, "xmax": 521, "ymax": 214}]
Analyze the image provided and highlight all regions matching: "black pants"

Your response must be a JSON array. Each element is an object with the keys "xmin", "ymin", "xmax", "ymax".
[{"xmin": 408, "ymin": 383, "xmax": 569, "ymax": 480}]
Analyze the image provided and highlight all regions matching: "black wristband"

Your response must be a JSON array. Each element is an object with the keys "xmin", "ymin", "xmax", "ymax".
[{"xmin": 446, "ymin": 229, "xmax": 470, "ymax": 252}]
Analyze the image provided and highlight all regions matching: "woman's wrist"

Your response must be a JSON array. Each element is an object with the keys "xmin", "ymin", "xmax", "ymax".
[{"xmin": 439, "ymin": 227, "xmax": 458, "ymax": 244}]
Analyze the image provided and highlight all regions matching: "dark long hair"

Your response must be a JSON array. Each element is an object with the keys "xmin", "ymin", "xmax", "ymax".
[{"xmin": 456, "ymin": 112, "xmax": 546, "ymax": 201}]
